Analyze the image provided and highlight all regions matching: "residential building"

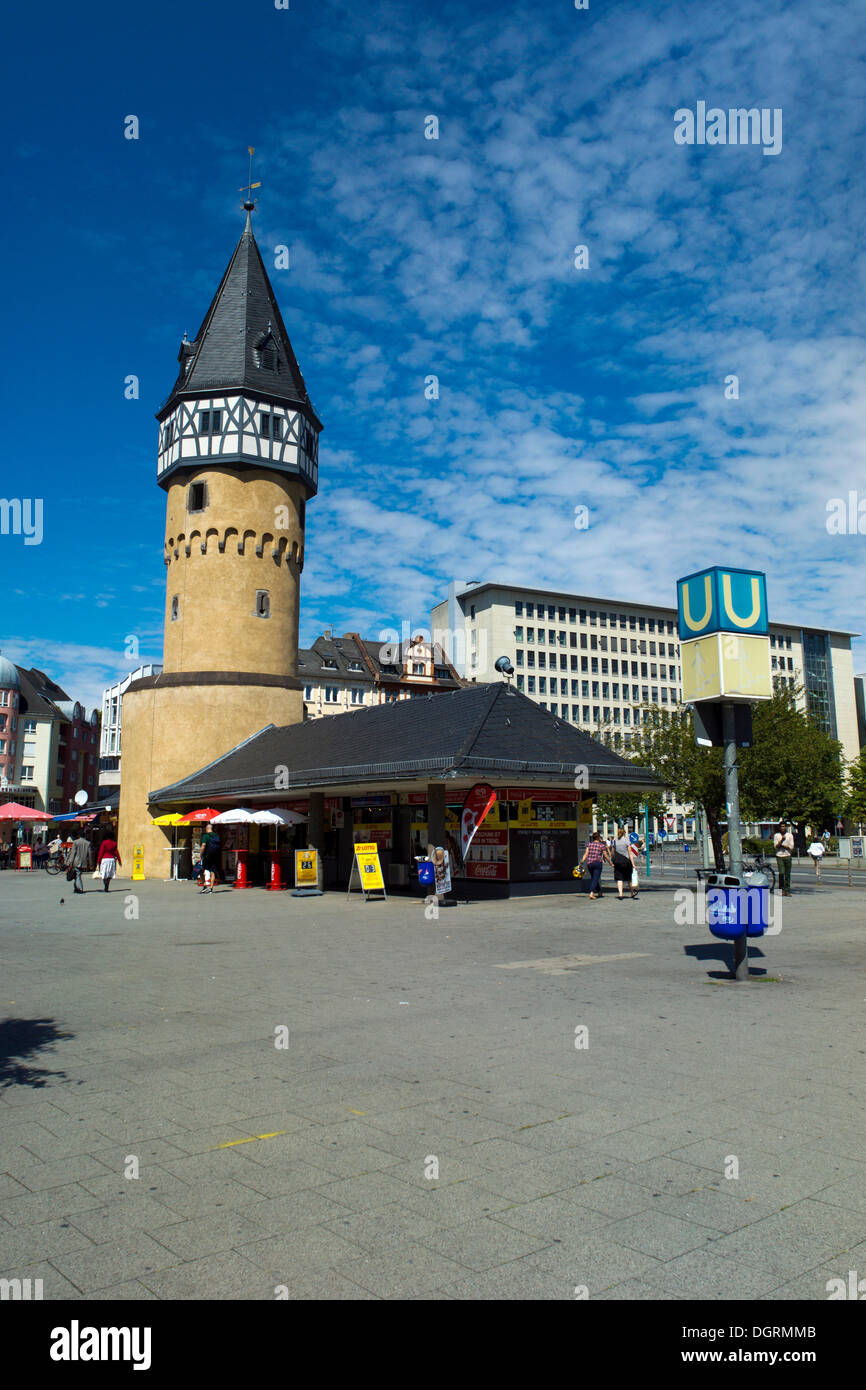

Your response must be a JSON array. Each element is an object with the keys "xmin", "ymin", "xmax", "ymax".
[
  {"xmin": 0, "ymin": 655, "xmax": 21, "ymax": 794},
  {"xmin": 2, "ymin": 667, "xmax": 100, "ymax": 812},
  {"xmin": 300, "ymin": 631, "xmax": 462, "ymax": 719}
]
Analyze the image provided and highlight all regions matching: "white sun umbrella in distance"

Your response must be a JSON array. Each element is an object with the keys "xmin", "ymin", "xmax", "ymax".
[{"xmin": 210, "ymin": 808, "xmax": 257, "ymax": 824}]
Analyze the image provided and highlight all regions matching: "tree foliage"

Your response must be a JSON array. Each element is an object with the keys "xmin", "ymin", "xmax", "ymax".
[
  {"xmin": 622, "ymin": 689, "xmax": 845, "ymax": 866},
  {"xmin": 845, "ymin": 749, "xmax": 866, "ymax": 824},
  {"xmin": 738, "ymin": 687, "xmax": 844, "ymax": 826}
]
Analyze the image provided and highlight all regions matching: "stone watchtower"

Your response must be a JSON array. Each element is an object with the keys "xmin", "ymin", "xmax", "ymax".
[{"xmin": 118, "ymin": 202, "xmax": 322, "ymax": 873}]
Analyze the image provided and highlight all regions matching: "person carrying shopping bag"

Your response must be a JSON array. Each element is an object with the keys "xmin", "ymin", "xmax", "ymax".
[
  {"xmin": 612, "ymin": 827, "xmax": 638, "ymax": 901},
  {"xmin": 579, "ymin": 832, "xmax": 612, "ymax": 900}
]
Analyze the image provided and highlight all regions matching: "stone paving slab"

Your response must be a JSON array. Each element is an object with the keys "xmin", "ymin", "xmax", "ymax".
[{"xmin": 1, "ymin": 874, "xmax": 865, "ymax": 1300}]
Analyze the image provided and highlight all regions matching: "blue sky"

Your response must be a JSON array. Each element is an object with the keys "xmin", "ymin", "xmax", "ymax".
[{"xmin": 2, "ymin": 0, "xmax": 864, "ymax": 711}]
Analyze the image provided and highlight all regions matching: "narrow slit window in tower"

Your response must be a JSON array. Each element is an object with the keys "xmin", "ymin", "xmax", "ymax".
[
  {"xmin": 188, "ymin": 482, "xmax": 208, "ymax": 512},
  {"xmin": 170, "ymin": 596, "xmax": 180, "ymax": 621},
  {"xmin": 255, "ymin": 591, "xmax": 270, "ymax": 619}
]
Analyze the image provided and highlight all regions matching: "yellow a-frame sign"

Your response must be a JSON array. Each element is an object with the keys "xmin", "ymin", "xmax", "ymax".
[{"xmin": 347, "ymin": 842, "xmax": 387, "ymax": 902}]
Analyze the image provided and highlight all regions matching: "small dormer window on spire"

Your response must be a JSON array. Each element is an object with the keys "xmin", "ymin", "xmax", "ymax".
[{"xmin": 254, "ymin": 325, "xmax": 278, "ymax": 372}]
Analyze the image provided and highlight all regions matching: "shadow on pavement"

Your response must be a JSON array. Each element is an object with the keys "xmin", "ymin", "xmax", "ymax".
[
  {"xmin": 0, "ymin": 1017, "xmax": 73, "ymax": 1089},
  {"xmin": 684, "ymin": 942, "xmax": 767, "ymax": 980}
]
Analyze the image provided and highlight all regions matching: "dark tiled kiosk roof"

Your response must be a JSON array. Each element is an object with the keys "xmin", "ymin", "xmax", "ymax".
[{"xmin": 151, "ymin": 682, "xmax": 659, "ymax": 803}]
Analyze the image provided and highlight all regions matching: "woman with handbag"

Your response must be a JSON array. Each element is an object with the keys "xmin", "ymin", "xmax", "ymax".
[
  {"xmin": 612, "ymin": 827, "xmax": 638, "ymax": 901},
  {"xmin": 579, "ymin": 832, "xmax": 612, "ymax": 900},
  {"xmin": 96, "ymin": 832, "xmax": 122, "ymax": 893}
]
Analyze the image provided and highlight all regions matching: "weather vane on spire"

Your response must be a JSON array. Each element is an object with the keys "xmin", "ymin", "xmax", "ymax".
[{"xmin": 239, "ymin": 145, "xmax": 261, "ymax": 211}]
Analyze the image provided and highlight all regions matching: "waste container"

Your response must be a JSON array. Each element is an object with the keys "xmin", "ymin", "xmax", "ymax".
[
  {"xmin": 418, "ymin": 861, "xmax": 435, "ymax": 889},
  {"xmin": 706, "ymin": 873, "xmax": 768, "ymax": 939}
]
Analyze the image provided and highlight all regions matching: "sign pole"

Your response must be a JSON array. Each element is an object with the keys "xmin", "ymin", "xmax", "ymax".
[
  {"xmin": 722, "ymin": 700, "xmax": 748, "ymax": 980},
  {"xmin": 643, "ymin": 802, "xmax": 650, "ymax": 879}
]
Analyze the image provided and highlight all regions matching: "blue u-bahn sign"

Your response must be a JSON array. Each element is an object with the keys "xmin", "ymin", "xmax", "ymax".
[{"xmin": 677, "ymin": 567, "xmax": 768, "ymax": 642}]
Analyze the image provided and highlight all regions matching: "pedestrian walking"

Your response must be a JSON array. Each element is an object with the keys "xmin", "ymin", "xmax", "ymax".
[
  {"xmin": 579, "ymin": 831, "xmax": 612, "ymax": 900},
  {"xmin": 96, "ymin": 832, "xmax": 122, "ymax": 892},
  {"xmin": 806, "ymin": 837, "xmax": 825, "ymax": 882},
  {"xmin": 611, "ymin": 827, "xmax": 638, "ymax": 901},
  {"xmin": 773, "ymin": 820, "xmax": 795, "ymax": 896},
  {"xmin": 199, "ymin": 829, "xmax": 221, "ymax": 894},
  {"xmin": 64, "ymin": 832, "xmax": 92, "ymax": 894}
]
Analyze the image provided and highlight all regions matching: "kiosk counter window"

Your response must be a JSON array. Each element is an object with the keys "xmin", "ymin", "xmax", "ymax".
[{"xmin": 351, "ymin": 796, "xmax": 394, "ymax": 850}]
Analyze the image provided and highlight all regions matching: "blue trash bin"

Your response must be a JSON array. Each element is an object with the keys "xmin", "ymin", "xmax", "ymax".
[
  {"xmin": 418, "ymin": 861, "xmax": 435, "ymax": 888},
  {"xmin": 707, "ymin": 877, "xmax": 769, "ymax": 939}
]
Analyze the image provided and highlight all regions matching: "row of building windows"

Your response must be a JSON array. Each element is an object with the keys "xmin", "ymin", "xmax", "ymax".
[
  {"xmin": 516, "ymin": 673, "xmax": 674, "ymax": 706},
  {"xmin": 513, "ymin": 627, "xmax": 679, "ymax": 658},
  {"xmin": 194, "ymin": 410, "xmax": 285, "ymax": 440},
  {"xmin": 510, "ymin": 602, "xmax": 800, "ymax": 653},
  {"xmin": 515, "ymin": 651, "xmax": 680, "ymax": 680},
  {"xmin": 164, "ymin": 411, "xmax": 289, "ymax": 449},
  {"xmin": 772, "ymin": 656, "xmax": 795, "ymax": 672},
  {"xmin": 513, "ymin": 600, "xmax": 676, "ymax": 635}
]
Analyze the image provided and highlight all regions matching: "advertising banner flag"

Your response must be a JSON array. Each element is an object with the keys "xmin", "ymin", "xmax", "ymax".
[{"xmin": 461, "ymin": 784, "xmax": 498, "ymax": 862}]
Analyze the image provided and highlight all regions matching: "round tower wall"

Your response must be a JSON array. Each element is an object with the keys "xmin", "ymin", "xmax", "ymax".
[{"xmin": 162, "ymin": 467, "xmax": 306, "ymax": 677}]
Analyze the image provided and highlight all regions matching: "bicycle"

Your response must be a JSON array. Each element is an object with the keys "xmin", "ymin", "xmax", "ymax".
[
  {"xmin": 43, "ymin": 851, "xmax": 66, "ymax": 876},
  {"xmin": 742, "ymin": 853, "xmax": 776, "ymax": 891}
]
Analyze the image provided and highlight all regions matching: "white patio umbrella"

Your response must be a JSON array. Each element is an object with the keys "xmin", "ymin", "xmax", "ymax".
[{"xmin": 210, "ymin": 808, "xmax": 256, "ymax": 824}]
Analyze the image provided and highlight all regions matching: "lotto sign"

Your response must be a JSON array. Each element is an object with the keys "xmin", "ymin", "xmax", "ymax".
[
  {"xmin": 681, "ymin": 632, "xmax": 772, "ymax": 703},
  {"xmin": 353, "ymin": 842, "xmax": 385, "ymax": 892},
  {"xmin": 295, "ymin": 849, "xmax": 318, "ymax": 887},
  {"xmin": 132, "ymin": 844, "xmax": 145, "ymax": 881},
  {"xmin": 677, "ymin": 567, "xmax": 768, "ymax": 642}
]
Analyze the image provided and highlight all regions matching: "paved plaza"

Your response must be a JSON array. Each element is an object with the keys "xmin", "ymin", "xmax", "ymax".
[{"xmin": 0, "ymin": 872, "xmax": 864, "ymax": 1301}]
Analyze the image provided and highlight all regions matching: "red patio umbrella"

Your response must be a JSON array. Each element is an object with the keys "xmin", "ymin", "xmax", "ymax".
[
  {"xmin": 0, "ymin": 802, "xmax": 52, "ymax": 820},
  {"xmin": 178, "ymin": 808, "xmax": 221, "ymax": 822}
]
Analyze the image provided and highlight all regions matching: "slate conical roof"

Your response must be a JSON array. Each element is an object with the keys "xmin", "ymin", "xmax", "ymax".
[{"xmin": 158, "ymin": 210, "xmax": 321, "ymax": 428}]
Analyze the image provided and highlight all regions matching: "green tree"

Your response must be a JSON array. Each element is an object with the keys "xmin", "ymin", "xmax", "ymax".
[
  {"xmin": 593, "ymin": 789, "xmax": 666, "ymax": 827},
  {"xmin": 626, "ymin": 707, "xmax": 728, "ymax": 866},
  {"xmin": 738, "ymin": 687, "xmax": 844, "ymax": 827},
  {"xmin": 626, "ymin": 690, "xmax": 846, "ymax": 867},
  {"xmin": 844, "ymin": 749, "xmax": 866, "ymax": 826}
]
